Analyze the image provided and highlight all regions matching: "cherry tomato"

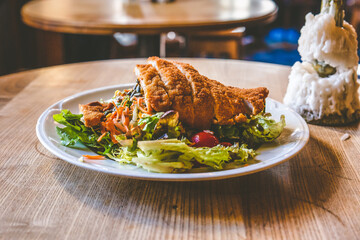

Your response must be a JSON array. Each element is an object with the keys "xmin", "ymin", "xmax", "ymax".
[
  {"xmin": 191, "ymin": 131, "xmax": 219, "ymax": 148},
  {"xmin": 220, "ymin": 142, "xmax": 233, "ymax": 147}
]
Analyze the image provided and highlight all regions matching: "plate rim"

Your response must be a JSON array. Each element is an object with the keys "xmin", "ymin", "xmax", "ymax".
[{"xmin": 36, "ymin": 84, "xmax": 309, "ymax": 181}]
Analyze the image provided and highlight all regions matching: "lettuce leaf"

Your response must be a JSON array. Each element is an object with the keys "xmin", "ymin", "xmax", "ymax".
[
  {"xmin": 53, "ymin": 109, "xmax": 277, "ymax": 173},
  {"xmin": 138, "ymin": 111, "xmax": 184, "ymax": 140},
  {"xmin": 213, "ymin": 113, "xmax": 285, "ymax": 146},
  {"xmin": 53, "ymin": 110, "xmax": 115, "ymax": 153},
  {"xmin": 53, "ymin": 109, "xmax": 85, "ymax": 132},
  {"xmin": 138, "ymin": 112, "xmax": 163, "ymax": 134},
  {"xmin": 242, "ymin": 114, "xmax": 286, "ymax": 145},
  {"xmin": 109, "ymin": 139, "xmax": 256, "ymax": 173}
]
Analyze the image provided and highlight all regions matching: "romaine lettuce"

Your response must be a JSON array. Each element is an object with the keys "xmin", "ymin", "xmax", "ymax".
[
  {"xmin": 53, "ymin": 109, "xmax": 280, "ymax": 173},
  {"xmin": 53, "ymin": 110, "xmax": 115, "ymax": 153},
  {"xmin": 213, "ymin": 113, "xmax": 286, "ymax": 146},
  {"xmin": 242, "ymin": 114, "xmax": 286, "ymax": 145},
  {"xmin": 108, "ymin": 139, "xmax": 256, "ymax": 173}
]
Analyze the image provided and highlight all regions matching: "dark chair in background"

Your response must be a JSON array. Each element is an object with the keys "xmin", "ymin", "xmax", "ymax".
[{"xmin": 187, "ymin": 28, "xmax": 245, "ymax": 59}]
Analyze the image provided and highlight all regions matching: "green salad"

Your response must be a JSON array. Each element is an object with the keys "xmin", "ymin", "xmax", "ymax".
[{"xmin": 53, "ymin": 86, "xmax": 285, "ymax": 173}]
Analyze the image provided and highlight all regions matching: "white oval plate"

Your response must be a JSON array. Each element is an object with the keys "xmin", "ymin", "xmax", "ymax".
[{"xmin": 36, "ymin": 84, "xmax": 309, "ymax": 181}]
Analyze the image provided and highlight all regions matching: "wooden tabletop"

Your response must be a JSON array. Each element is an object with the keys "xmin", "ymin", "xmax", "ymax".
[
  {"xmin": 21, "ymin": 0, "xmax": 277, "ymax": 34},
  {"xmin": 0, "ymin": 59, "xmax": 359, "ymax": 239}
]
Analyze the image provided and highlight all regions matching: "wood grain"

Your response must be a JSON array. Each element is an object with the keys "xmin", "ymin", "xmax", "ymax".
[
  {"xmin": 0, "ymin": 69, "xmax": 40, "ymax": 111},
  {"xmin": 21, "ymin": 0, "xmax": 277, "ymax": 34},
  {"xmin": 0, "ymin": 59, "xmax": 359, "ymax": 239}
]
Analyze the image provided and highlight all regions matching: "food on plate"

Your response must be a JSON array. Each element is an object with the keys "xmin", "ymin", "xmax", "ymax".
[
  {"xmin": 54, "ymin": 57, "xmax": 285, "ymax": 173},
  {"xmin": 136, "ymin": 57, "xmax": 269, "ymax": 129},
  {"xmin": 283, "ymin": 0, "xmax": 360, "ymax": 125}
]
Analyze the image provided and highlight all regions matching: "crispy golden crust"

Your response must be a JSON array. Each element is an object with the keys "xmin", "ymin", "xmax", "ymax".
[
  {"xmin": 133, "ymin": 57, "xmax": 269, "ymax": 129},
  {"xmin": 147, "ymin": 57, "xmax": 194, "ymax": 127},
  {"xmin": 206, "ymin": 78, "xmax": 237, "ymax": 125},
  {"xmin": 207, "ymin": 79, "xmax": 257, "ymax": 125},
  {"xmin": 79, "ymin": 102, "xmax": 113, "ymax": 127},
  {"xmin": 228, "ymin": 87, "xmax": 269, "ymax": 115},
  {"xmin": 223, "ymin": 88, "xmax": 252, "ymax": 123},
  {"xmin": 83, "ymin": 58, "xmax": 269, "ymax": 130},
  {"xmin": 135, "ymin": 64, "xmax": 171, "ymax": 112},
  {"xmin": 172, "ymin": 61, "xmax": 214, "ymax": 129}
]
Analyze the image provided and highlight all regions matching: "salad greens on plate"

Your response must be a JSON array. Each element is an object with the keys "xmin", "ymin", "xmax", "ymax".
[{"xmin": 53, "ymin": 85, "xmax": 285, "ymax": 173}]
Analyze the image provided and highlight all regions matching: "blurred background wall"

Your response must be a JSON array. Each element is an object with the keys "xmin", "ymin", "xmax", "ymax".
[{"xmin": 0, "ymin": 0, "xmax": 359, "ymax": 76}]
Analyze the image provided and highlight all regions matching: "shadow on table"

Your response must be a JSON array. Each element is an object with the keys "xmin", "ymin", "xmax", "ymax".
[
  {"xmin": 51, "ymin": 132, "xmax": 345, "ymax": 232},
  {"xmin": 324, "ymin": 120, "xmax": 359, "ymax": 135}
]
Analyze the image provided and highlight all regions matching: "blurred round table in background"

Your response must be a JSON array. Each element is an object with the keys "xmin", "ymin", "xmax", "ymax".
[
  {"xmin": 22, "ymin": 0, "xmax": 277, "ymax": 34},
  {"xmin": 21, "ymin": 0, "xmax": 277, "ymax": 62}
]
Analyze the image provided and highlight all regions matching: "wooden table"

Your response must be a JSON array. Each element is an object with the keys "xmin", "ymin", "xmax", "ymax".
[
  {"xmin": 1, "ymin": 59, "xmax": 359, "ymax": 239},
  {"xmin": 21, "ymin": 0, "xmax": 277, "ymax": 62}
]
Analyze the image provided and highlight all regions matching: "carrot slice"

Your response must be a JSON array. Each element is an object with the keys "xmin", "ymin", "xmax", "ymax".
[
  {"xmin": 82, "ymin": 155, "xmax": 105, "ymax": 160},
  {"xmin": 97, "ymin": 132, "xmax": 107, "ymax": 142},
  {"xmin": 114, "ymin": 120, "xmax": 127, "ymax": 132},
  {"xmin": 113, "ymin": 101, "xmax": 124, "ymax": 120},
  {"xmin": 121, "ymin": 99, "xmax": 128, "ymax": 107},
  {"xmin": 137, "ymin": 98, "xmax": 152, "ymax": 114}
]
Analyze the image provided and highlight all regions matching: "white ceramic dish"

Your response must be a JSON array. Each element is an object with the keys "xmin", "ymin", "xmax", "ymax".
[{"xmin": 36, "ymin": 84, "xmax": 309, "ymax": 181}]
